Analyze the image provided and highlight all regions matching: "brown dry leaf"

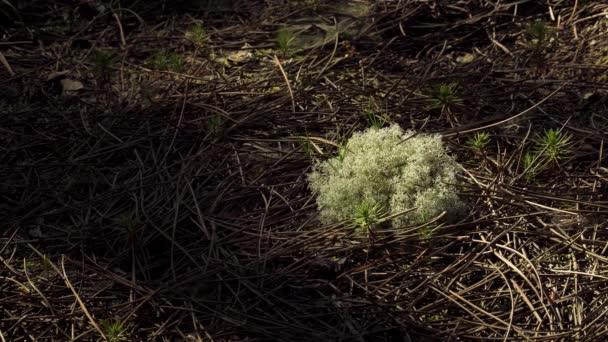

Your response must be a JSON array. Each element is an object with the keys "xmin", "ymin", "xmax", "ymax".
[
  {"xmin": 456, "ymin": 53, "xmax": 475, "ymax": 64},
  {"xmin": 60, "ymin": 79, "xmax": 84, "ymax": 94},
  {"xmin": 227, "ymin": 43, "xmax": 253, "ymax": 64}
]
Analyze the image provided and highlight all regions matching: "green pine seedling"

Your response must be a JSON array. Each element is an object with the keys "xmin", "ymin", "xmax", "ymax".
[
  {"xmin": 115, "ymin": 214, "xmax": 138, "ymax": 240},
  {"xmin": 353, "ymin": 200, "xmax": 384, "ymax": 232},
  {"xmin": 302, "ymin": 140, "xmax": 314, "ymax": 157},
  {"xmin": 148, "ymin": 50, "xmax": 185, "ymax": 73},
  {"xmin": 148, "ymin": 50, "xmax": 168, "ymax": 70},
  {"xmin": 533, "ymin": 128, "xmax": 573, "ymax": 164},
  {"xmin": 361, "ymin": 97, "xmax": 388, "ymax": 129},
  {"xmin": 91, "ymin": 49, "xmax": 117, "ymax": 79},
  {"xmin": 427, "ymin": 82, "xmax": 462, "ymax": 111},
  {"xmin": 426, "ymin": 82, "xmax": 463, "ymax": 125},
  {"xmin": 277, "ymin": 29, "xmax": 296, "ymax": 56},
  {"xmin": 364, "ymin": 110, "xmax": 386, "ymax": 129},
  {"xmin": 300, "ymin": 130, "xmax": 318, "ymax": 158},
  {"xmin": 206, "ymin": 114, "xmax": 223, "ymax": 136},
  {"xmin": 337, "ymin": 145, "xmax": 349, "ymax": 163},
  {"xmin": 521, "ymin": 151, "xmax": 540, "ymax": 182},
  {"xmin": 140, "ymin": 83, "xmax": 158, "ymax": 107},
  {"xmin": 527, "ymin": 20, "xmax": 550, "ymax": 51},
  {"xmin": 40, "ymin": 254, "xmax": 52, "ymax": 275},
  {"xmin": 186, "ymin": 22, "xmax": 207, "ymax": 46},
  {"xmin": 465, "ymin": 132, "xmax": 491, "ymax": 153},
  {"xmin": 100, "ymin": 318, "xmax": 132, "ymax": 342},
  {"xmin": 526, "ymin": 20, "xmax": 553, "ymax": 70},
  {"xmin": 168, "ymin": 53, "xmax": 185, "ymax": 73},
  {"xmin": 419, "ymin": 224, "xmax": 440, "ymax": 240},
  {"xmin": 333, "ymin": 125, "xmax": 354, "ymax": 148}
]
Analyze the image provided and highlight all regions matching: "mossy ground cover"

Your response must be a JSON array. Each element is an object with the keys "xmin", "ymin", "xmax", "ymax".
[{"xmin": 2, "ymin": 1, "xmax": 608, "ymax": 340}]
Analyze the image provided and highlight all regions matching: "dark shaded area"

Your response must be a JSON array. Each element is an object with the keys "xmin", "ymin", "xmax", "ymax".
[{"xmin": 2, "ymin": 0, "xmax": 608, "ymax": 341}]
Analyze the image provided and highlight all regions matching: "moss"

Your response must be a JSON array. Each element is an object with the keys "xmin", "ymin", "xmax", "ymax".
[{"xmin": 308, "ymin": 125, "xmax": 465, "ymax": 228}]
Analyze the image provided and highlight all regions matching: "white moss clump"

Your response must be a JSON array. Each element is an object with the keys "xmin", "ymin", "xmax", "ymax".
[{"xmin": 308, "ymin": 125, "xmax": 465, "ymax": 228}]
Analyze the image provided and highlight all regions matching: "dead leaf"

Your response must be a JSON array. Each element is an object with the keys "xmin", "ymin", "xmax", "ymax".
[
  {"xmin": 227, "ymin": 43, "xmax": 253, "ymax": 64},
  {"xmin": 60, "ymin": 79, "xmax": 84, "ymax": 94},
  {"xmin": 456, "ymin": 53, "xmax": 475, "ymax": 64}
]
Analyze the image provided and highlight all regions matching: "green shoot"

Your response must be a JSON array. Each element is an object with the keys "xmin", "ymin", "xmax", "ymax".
[
  {"xmin": 186, "ymin": 22, "xmax": 207, "ymax": 46},
  {"xmin": 168, "ymin": 53, "xmax": 185, "ymax": 73},
  {"xmin": 465, "ymin": 132, "xmax": 491, "ymax": 153},
  {"xmin": 353, "ymin": 200, "xmax": 384, "ymax": 232},
  {"xmin": 91, "ymin": 49, "xmax": 117, "ymax": 79},
  {"xmin": 148, "ymin": 50, "xmax": 185, "ymax": 73},
  {"xmin": 337, "ymin": 145, "xmax": 348, "ymax": 163},
  {"xmin": 206, "ymin": 114, "xmax": 223, "ymax": 136},
  {"xmin": 148, "ymin": 50, "xmax": 167, "ymax": 70},
  {"xmin": 426, "ymin": 82, "xmax": 462, "ymax": 111},
  {"xmin": 526, "ymin": 20, "xmax": 553, "ymax": 69},
  {"xmin": 277, "ymin": 29, "xmax": 296, "ymax": 56},
  {"xmin": 41, "ymin": 254, "xmax": 52, "ymax": 275},
  {"xmin": 140, "ymin": 83, "xmax": 158, "ymax": 107},
  {"xmin": 527, "ymin": 20, "xmax": 550, "ymax": 51},
  {"xmin": 302, "ymin": 140, "xmax": 314, "ymax": 157},
  {"xmin": 533, "ymin": 128, "xmax": 573, "ymax": 164},
  {"xmin": 521, "ymin": 151, "xmax": 540, "ymax": 182},
  {"xmin": 419, "ymin": 224, "xmax": 441, "ymax": 240},
  {"xmin": 364, "ymin": 110, "xmax": 386, "ymax": 129},
  {"xmin": 334, "ymin": 126, "xmax": 353, "ymax": 147},
  {"xmin": 99, "ymin": 318, "xmax": 132, "ymax": 342},
  {"xmin": 115, "ymin": 214, "xmax": 138, "ymax": 239}
]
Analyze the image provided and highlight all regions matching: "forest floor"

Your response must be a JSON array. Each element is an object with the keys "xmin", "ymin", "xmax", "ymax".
[{"xmin": 2, "ymin": 0, "xmax": 608, "ymax": 341}]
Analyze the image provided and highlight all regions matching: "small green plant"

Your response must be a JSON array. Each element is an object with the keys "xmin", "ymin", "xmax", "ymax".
[
  {"xmin": 364, "ymin": 109, "xmax": 387, "ymax": 129},
  {"xmin": 206, "ymin": 114, "xmax": 223, "ymax": 136},
  {"xmin": 365, "ymin": 111, "xmax": 381, "ymax": 129},
  {"xmin": 140, "ymin": 82, "xmax": 158, "ymax": 107},
  {"xmin": 276, "ymin": 28, "xmax": 296, "ymax": 56},
  {"xmin": 186, "ymin": 22, "xmax": 207, "ymax": 46},
  {"xmin": 527, "ymin": 20, "xmax": 550, "ymax": 51},
  {"xmin": 333, "ymin": 125, "xmax": 353, "ymax": 147},
  {"xmin": 419, "ymin": 224, "xmax": 441, "ymax": 240},
  {"xmin": 168, "ymin": 53, "xmax": 185, "ymax": 72},
  {"xmin": 148, "ymin": 50, "xmax": 167, "ymax": 70},
  {"xmin": 465, "ymin": 132, "xmax": 491, "ymax": 153},
  {"xmin": 526, "ymin": 20, "xmax": 553, "ymax": 69},
  {"xmin": 148, "ymin": 50, "xmax": 185, "ymax": 73},
  {"xmin": 23, "ymin": 255, "xmax": 53, "ymax": 277},
  {"xmin": 115, "ymin": 214, "xmax": 138, "ymax": 239},
  {"xmin": 90, "ymin": 49, "xmax": 117, "ymax": 79},
  {"xmin": 426, "ymin": 82, "xmax": 462, "ymax": 111},
  {"xmin": 533, "ymin": 128, "xmax": 573, "ymax": 164},
  {"xmin": 352, "ymin": 200, "xmax": 384, "ymax": 232},
  {"xmin": 515, "ymin": 128, "xmax": 573, "ymax": 182},
  {"xmin": 302, "ymin": 140, "xmax": 314, "ymax": 157},
  {"xmin": 308, "ymin": 125, "xmax": 465, "ymax": 229},
  {"xmin": 40, "ymin": 254, "xmax": 52, "ymax": 275},
  {"xmin": 329, "ymin": 145, "xmax": 349, "ymax": 172},
  {"xmin": 520, "ymin": 151, "xmax": 540, "ymax": 182},
  {"xmin": 100, "ymin": 318, "xmax": 132, "ymax": 342},
  {"xmin": 300, "ymin": 130, "xmax": 318, "ymax": 157},
  {"xmin": 426, "ymin": 82, "xmax": 463, "ymax": 125}
]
